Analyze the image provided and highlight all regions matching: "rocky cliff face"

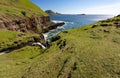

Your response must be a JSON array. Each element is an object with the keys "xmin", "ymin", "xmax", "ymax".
[
  {"xmin": 0, "ymin": 14, "xmax": 51, "ymax": 33},
  {"xmin": 0, "ymin": 0, "xmax": 64, "ymax": 45}
]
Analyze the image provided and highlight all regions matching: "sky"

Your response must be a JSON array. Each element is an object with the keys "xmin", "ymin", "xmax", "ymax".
[{"xmin": 31, "ymin": 0, "xmax": 120, "ymax": 15}]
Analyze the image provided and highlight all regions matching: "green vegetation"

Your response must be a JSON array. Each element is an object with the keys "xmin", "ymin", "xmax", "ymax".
[
  {"xmin": 21, "ymin": 11, "xmax": 26, "ymax": 16},
  {"xmin": 0, "ymin": 0, "xmax": 48, "ymax": 77},
  {"xmin": 0, "ymin": 30, "xmax": 18, "ymax": 41},
  {"xmin": 0, "ymin": 16, "xmax": 120, "ymax": 78},
  {"xmin": 0, "ymin": 46, "xmax": 44, "ymax": 78},
  {"xmin": 0, "ymin": 30, "xmax": 39, "ymax": 52},
  {"xmin": 0, "ymin": 0, "xmax": 48, "ymax": 16},
  {"xmin": 22, "ymin": 23, "xmax": 120, "ymax": 78}
]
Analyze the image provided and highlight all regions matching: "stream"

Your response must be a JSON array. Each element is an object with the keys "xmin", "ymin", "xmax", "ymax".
[{"xmin": 0, "ymin": 42, "xmax": 46, "ymax": 56}]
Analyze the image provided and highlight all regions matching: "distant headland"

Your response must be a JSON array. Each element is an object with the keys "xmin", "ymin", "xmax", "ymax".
[{"xmin": 45, "ymin": 10, "xmax": 61, "ymax": 15}]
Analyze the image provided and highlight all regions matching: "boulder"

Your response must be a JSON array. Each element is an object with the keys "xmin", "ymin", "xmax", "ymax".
[
  {"xmin": 48, "ymin": 22, "xmax": 65, "ymax": 30},
  {"xmin": 51, "ymin": 36, "xmax": 61, "ymax": 42}
]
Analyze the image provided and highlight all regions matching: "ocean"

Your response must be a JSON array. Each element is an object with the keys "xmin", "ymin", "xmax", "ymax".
[{"xmin": 44, "ymin": 14, "xmax": 113, "ymax": 40}]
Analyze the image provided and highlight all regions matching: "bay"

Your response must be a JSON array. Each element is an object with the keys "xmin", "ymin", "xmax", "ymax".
[{"xmin": 45, "ymin": 14, "xmax": 113, "ymax": 40}]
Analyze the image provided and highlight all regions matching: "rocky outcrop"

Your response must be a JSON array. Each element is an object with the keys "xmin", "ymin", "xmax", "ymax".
[
  {"xmin": 48, "ymin": 22, "xmax": 65, "ymax": 30},
  {"xmin": 0, "ymin": 14, "xmax": 65, "ymax": 33},
  {"xmin": 43, "ymin": 22, "xmax": 65, "ymax": 33},
  {"xmin": 0, "ymin": 14, "xmax": 65, "ymax": 45},
  {"xmin": 33, "ymin": 34, "xmax": 46, "ymax": 45},
  {"xmin": 0, "ymin": 15, "xmax": 51, "ymax": 33},
  {"xmin": 0, "ymin": 14, "xmax": 51, "ymax": 45}
]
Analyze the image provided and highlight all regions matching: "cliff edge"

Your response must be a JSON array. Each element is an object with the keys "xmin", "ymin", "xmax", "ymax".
[{"xmin": 0, "ymin": 0, "xmax": 51, "ymax": 33}]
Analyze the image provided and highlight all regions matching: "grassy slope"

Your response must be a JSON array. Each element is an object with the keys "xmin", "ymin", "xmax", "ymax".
[
  {"xmin": 22, "ymin": 22, "xmax": 120, "ymax": 78},
  {"xmin": 0, "ymin": 16, "xmax": 120, "ymax": 78},
  {"xmin": 0, "ymin": 30, "xmax": 39, "ymax": 51},
  {"xmin": 0, "ymin": 0, "xmax": 47, "ymax": 16},
  {"xmin": 0, "ymin": 46, "xmax": 44, "ymax": 78},
  {"xmin": 0, "ymin": 0, "xmax": 47, "ymax": 52}
]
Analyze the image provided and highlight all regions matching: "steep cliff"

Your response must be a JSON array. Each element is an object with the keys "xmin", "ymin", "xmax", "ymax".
[
  {"xmin": 0, "ymin": 0, "xmax": 51, "ymax": 33},
  {"xmin": 0, "ymin": 0, "xmax": 54, "ymax": 53}
]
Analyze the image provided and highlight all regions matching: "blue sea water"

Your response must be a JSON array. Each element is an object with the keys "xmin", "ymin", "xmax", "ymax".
[{"xmin": 44, "ymin": 14, "xmax": 113, "ymax": 39}]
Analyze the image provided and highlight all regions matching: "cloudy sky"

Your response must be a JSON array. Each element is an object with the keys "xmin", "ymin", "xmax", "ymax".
[{"xmin": 31, "ymin": 0, "xmax": 120, "ymax": 15}]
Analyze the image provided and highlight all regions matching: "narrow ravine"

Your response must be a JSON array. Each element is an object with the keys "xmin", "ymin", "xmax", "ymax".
[
  {"xmin": 0, "ymin": 41, "xmax": 46, "ymax": 56},
  {"xmin": 0, "ymin": 42, "xmax": 31, "ymax": 55}
]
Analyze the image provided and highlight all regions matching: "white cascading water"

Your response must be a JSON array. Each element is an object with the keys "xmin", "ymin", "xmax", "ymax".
[
  {"xmin": 0, "ymin": 52, "xmax": 5, "ymax": 55},
  {"xmin": 0, "ymin": 50, "xmax": 9, "ymax": 55},
  {"xmin": 0, "ymin": 34, "xmax": 47, "ymax": 56},
  {"xmin": 32, "ymin": 42, "xmax": 46, "ymax": 49},
  {"xmin": 0, "ymin": 42, "xmax": 46, "ymax": 56},
  {"xmin": 43, "ymin": 33, "xmax": 48, "ymax": 41}
]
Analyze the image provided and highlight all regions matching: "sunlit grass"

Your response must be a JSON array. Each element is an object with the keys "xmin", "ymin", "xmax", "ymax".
[
  {"xmin": 22, "ymin": 18, "xmax": 120, "ymax": 78},
  {"xmin": 0, "ymin": 30, "xmax": 39, "ymax": 51},
  {"xmin": 0, "ymin": 0, "xmax": 48, "ymax": 16},
  {"xmin": 0, "ymin": 15, "xmax": 120, "ymax": 78}
]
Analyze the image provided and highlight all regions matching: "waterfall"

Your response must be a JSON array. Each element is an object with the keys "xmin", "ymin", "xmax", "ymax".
[
  {"xmin": 0, "ymin": 33, "xmax": 47, "ymax": 56},
  {"xmin": 0, "ymin": 52, "xmax": 5, "ymax": 55},
  {"xmin": 0, "ymin": 42, "xmax": 46, "ymax": 56},
  {"xmin": 0, "ymin": 50, "xmax": 9, "ymax": 56},
  {"xmin": 43, "ymin": 33, "xmax": 48, "ymax": 41},
  {"xmin": 43, "ymin": 33, "xmax": 52, "ymax": 47},
  {"xmin": 32, "ymin": 42, "xmax": 46, "ymax": 49}
]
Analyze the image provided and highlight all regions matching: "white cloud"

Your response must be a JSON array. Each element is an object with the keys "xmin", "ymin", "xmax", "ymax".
[{"xmin": 83, "ymin": 3, "xmax": 120, "ymax": 15}]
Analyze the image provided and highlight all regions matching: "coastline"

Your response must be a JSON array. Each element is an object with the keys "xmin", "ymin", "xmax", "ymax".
[
  {"xmin": 0, "ymin": 21, "xmax": 65, "ymax": 55},
  {"xmin": 0, "ymin": 0, "xmax": 120, "ymax": 78}
]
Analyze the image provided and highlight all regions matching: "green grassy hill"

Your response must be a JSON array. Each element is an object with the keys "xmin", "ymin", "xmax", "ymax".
[
  {"xmin": 0, "ymin": 0, "xmax": 48, "ymax": 53},
  {"xmin": 0, "ymin": 0, "xmax": 47, "ymax": 16},
  {"xmin": 0, "ymin": 15, "xmax": 120, "ymax": 78}
]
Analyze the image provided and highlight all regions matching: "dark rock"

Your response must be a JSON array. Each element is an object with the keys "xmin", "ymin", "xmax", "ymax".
[
  {"xmin": 48, "ymin": 22, "xmax": 65, "ymax": 30},
  {"xmin": 62, "ymin": 31, "xmax": 68, "ymax": 33},
  {"xmin": 58, "ymin": 39, "xmax": 66, "ymax": 49},
  {"xmin": 33, "ymin": 34, "xmax": 46, "ymax": 44},
  {"xmin": 91, "ymin": 24, "xmax": 98, "ymax": 28},
  {"xmin": 100, "ymin": 23, "xmax": 109, "ymax": 26},
  {"xmin": 33, "ymin": 37, "xmax": 40, "ymax": 42},
  {"xmin": 18, "ymin": 33, "xmax": 25, "ymax": 37},
  {"xmin": 43, "ymin": 22, "xmax": 65, "ymax": 33},
  {"xmin": 57, "ymin": 39, "xmax": 66, "ymax": 49},
  {"xmin": 100, "ymin": 19, "xmax": 111, "ymax": 22},
  {"xmin": 100, "ymin": 23, "xmax": 112, "ymax": 27},
  {"xmin": 103, "ymin": 30, "xmax": 110, "ymax": 33},
  {"xmin": 14, "ymin": 41, "xmax": 18, "ymax": 44},
  {"xmin": 20, "ymin": 28, "xmax": 26, "ymax": 32},
  {"xmin": 84, "ymin": 28, "xmax": 88, "ymax": 30},
  {"xmin": 51, "ymin": 36, "xmax": 61, "ymax": 42},
  {"xmin": 72, "ymin": 62, "xmax": 77, "ymax": 71},
  {"xmin": 113, "ymin": 22, "xmax": 120, "ymax": 28},
  {"xmin": 0, "ymin": 15, "xmax": 51, "ymax": 34}
]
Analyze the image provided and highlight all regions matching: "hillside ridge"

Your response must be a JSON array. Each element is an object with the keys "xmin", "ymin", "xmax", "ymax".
[{"xmin": 0, "ymin": 14, "xmax": 120, "ymax": 78}]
